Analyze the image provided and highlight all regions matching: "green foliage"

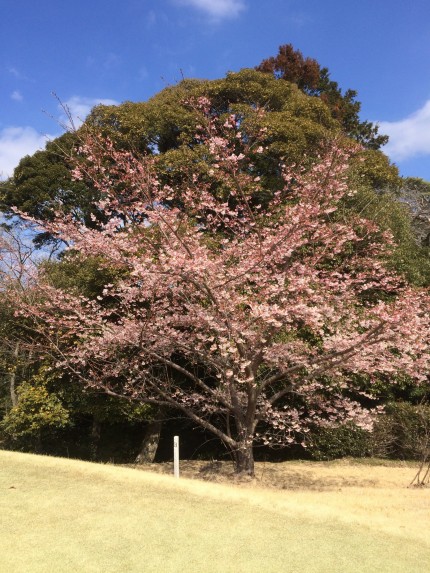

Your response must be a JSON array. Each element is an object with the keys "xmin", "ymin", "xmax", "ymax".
[
  {"xmin": 349, "ymin": 148, "xmax": 400, "ymax": 191},
  {"xmin": 400, "ymin": 177, "xmax": 430, "ymax": 248},
  {"xmin": 372, "ymin": 402, "xmax": 430, "ymax": 460},
  {"xmin": 38, "ymin": 253, "xmax": 155, "ymax": 438},
  {"xmin": 256, "ymin": 43, "xmax": 388, "ymax": 150},
  {"xmin": 42, "ymin": 253, "xmax": 126, "ymax": 299},
  {"xmin": 341, "ymin": 179, "xmax": 430, "ymax": 286},
  {"xmin": 401, "ymin": 176, "xmax": 430, "ymax": 197},
  {"xmin": 306, "ymin": 423, "xmax": 371, "ymax": 461},
  {"xmin": 52, "ymin": 376, "xmax": 154, "ymax": 427},
  {"xmin": 0, "ymin": 133, "xmax": 100, "ymax": 244},
  {"xmin": 2, "ymin": 68, "xmax": 402, "ymax": 255},
  {"xmin": 1, "ymin": 377, "xmax": 70, "ymax": 442},
  {"xmin": 0, "ymin": 359, "xmax": 154, "ymax": 457},
  {"xmin": 89, "ymin": 69, "xmax": 339, "ymax": 182},
  {"xmin": 87, "ymin": 69, "xmax": 401, "ymax": 227},
  {"xmin": 0, "ymin": 248, "xmax": 153, "ymax": 458}
]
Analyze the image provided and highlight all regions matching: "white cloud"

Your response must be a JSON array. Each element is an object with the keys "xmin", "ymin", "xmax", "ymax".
[
  {"xmin": 8, "ymin": 67, "xmax": 23, "ymax": 79},
  {"xmin": 146, "ymin": 9, "xmax": 157, "ymax": 28},
  {"xmin": 0, "ymin": 127, "xmax": 55, "ymax": 180},
  {"xmin": 11, "ymin": 90, "xmax": 23, "ymax": 102},
  {"xmin": 174, "ymin": 0, "xmax": 246, "ymax": 20},
  {"xmin": 59, "ymin": 96, "xmax": 119, "ymax": 129},
  {"xmin": 379, "ymin": 100, "xmax": 430, "ymax": 161},
  {"xmin": 0, "ymin": 96, "xmax": 119, "ymax": 179}
]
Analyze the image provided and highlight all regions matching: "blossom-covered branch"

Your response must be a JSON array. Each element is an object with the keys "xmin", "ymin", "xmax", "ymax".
[{"xmin": 15, "ymin": 100, "xmax": 430, "ymax": 475}]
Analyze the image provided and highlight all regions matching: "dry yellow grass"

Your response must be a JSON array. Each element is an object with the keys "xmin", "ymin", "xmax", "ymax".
[
  {"xmin": 138, "ymin": 458, "xmax": 430, "ymax": 546},
  {"xmin": 1, "ymin": 451, "xmax": 429, "ymax": 572}
]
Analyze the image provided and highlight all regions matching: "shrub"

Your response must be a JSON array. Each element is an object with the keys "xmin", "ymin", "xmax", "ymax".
[
  {"xmin": 0, "ymin": 381, "xmax": 70, "ymax": 450},
  {"xmin": 371, "ymin": 401, "xmax": 430, "ymax": 460},
  {"xmin": 307, "ymin": 423, "xmax": 371, "ymax": 461}
]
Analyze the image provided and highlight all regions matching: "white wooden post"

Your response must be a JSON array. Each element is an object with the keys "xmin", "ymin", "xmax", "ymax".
[{"xmin": 173, "ymin": 435, "xmax": 180, "ymax": 478}]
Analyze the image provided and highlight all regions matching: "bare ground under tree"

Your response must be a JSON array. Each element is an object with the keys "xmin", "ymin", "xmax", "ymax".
[{"xmin": 126, "ymin": 457, "xmax": 420, "ymax": 490}]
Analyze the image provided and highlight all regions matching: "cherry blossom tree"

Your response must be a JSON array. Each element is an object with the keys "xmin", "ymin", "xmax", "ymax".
[{"xmin": 17, "ymin": 101, "xmax": 430, "ymax": 476}]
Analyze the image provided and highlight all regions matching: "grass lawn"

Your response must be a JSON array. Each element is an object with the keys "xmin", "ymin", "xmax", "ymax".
[{"xmin": 1, "ymin": 450, "xmax": 429, "ymax": 572}]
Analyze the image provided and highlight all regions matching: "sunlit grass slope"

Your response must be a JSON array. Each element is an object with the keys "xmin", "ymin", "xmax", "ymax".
[{"xmin": 1, "ymin": 450, "xmax": 429, "ymax": 572}]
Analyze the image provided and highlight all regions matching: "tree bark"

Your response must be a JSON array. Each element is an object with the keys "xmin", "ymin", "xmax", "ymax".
[
  {"xmin": 9, "ymin": 342, "xmax": 20, "ymax": 407},
  {"xmin": 233, "ymin": 443, "xmax": 255, "ymax": 477},
  {"xmin": 134, "ymin": 420, "xmax": 162, "ymax": 464},
  {"xmin": 90, "ymin": 417, "xmax": 102, "ymax": 460},
  {"xmin": 9, "ymin": 369, "xmax": 17, "ymax": 408}
]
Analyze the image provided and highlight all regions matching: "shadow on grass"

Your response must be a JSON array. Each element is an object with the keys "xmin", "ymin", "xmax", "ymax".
[{"xmin": 127, "ymin": 459, "xmax": 383, "ymax": 490}]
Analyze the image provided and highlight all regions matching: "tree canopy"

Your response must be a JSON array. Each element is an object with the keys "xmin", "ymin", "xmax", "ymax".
[
  {"xmin": 1, "ymin": 67, "xmax": 398, "ymax": 228},
  {"xmin": 1, "ymin": 49, "xmax": 430, "ymax": 469},
  {"xmin": 256, "ymin": 43, "xmax": 389, "ymax": 150},
  {"xmin": 14, "ymin": 102, "xmax": 430, "ymax": 475},
  {"xmin": 3, "ymin": 66, "xmax": 424, "ymax": 285}
]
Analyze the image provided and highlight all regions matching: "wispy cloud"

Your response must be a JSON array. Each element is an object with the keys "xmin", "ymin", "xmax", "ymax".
[
  {"xmin": 11, "ymin": 90, "xmax": 23, "ymax": 102},
  {"xmin": 8, "ymin": 67, "xmax": 24, "ymax": 79},
  {"xmin": 7, "ymin": 67, "xmax": 31, "ymax": 81},
  {"xmin": 0, "ymin": 96, "xmax": 119, "ymax": 178},
  {"xmin": 146, "ymin": 9, "xmax": 157, "ymax": 28},
  {"xmin": 103, "ymin": 52, "xmax": 122, "ymax": 71},
  {"xmin": 59, "ymin": 96, "xmax": 119, "ymax": 129},
  {"xmin": 379, "ymin": 100, "xmax": 430, "ymax": 161},
  {"xmin": 174, "ymin": 0, "xmax": 246, "ymax": 20},
  {"xmin": 0, "ymin": 127, "xmax": 54, "ymax": 180}
]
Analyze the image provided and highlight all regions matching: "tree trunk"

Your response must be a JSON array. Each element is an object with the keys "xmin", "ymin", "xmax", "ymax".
[
  {"xmin": 233, "ymin": 443, "xmax": 255, "ymax": 477},
  {"xmin": 9, "ymin": 369, "xmax": 17, "ymax": 408},
  {"xmin": 9, "ymin": 342, "xmax": 20, "ymax": 407},
  {"xmin": 90, "ymin": 417, "xmax": 102, "ymax": 460},
  {"xmin": 135, "ymin": 420, "xmax": 162, "ymax": 464},
  {"xmin": 33, "ymin": 430, "xmax": 43, "ymax": 454}
]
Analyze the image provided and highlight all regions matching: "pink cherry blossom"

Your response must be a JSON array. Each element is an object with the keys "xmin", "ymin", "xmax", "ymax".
[{"xmin": 15, "ymin": 101, "xmax": 430, "ymax": 475}]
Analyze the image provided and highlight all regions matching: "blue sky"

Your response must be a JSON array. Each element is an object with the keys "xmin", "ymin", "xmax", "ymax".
[{"xmin": 2, "ymin": 0, "xmax": 430, "ymax": 182}]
